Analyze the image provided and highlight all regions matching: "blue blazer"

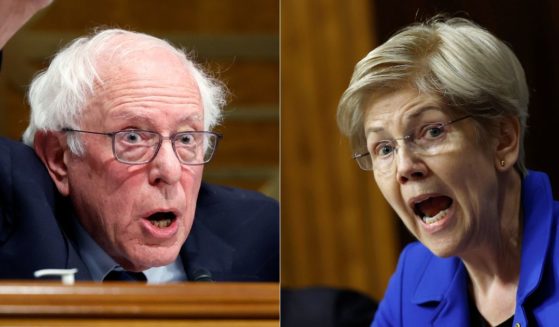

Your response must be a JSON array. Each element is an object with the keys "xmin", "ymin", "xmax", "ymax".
[
  {"xmin": 0, "ymin": 137, "xmax": 279, "ymax": 282},
  {"xmin": 372, "ymin": 171, "xmax": 559, "ymax": 326}
]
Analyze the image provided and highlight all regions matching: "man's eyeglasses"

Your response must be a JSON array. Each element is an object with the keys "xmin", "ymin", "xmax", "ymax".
[
  {"xmin": 62, "ymin": 128, "xmax": 222, "ymax": 165},
  {"xmin": 352, "ymin": 116, "xmax": 471, "ymax": 172}
]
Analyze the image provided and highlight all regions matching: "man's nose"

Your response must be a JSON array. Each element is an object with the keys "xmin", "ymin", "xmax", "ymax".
[{"xmin": 148, "ymin": 140, "xmax": 182, "ymax": 186}]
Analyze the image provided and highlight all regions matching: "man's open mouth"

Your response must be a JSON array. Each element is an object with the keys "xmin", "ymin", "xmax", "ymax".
[
  {"xmin": 146, "ymin": 211, "xmax": 177, "ymax": 228},
  {"xmin": 413, "ymin": 196, "xmax": 453, "ymax": 225}
]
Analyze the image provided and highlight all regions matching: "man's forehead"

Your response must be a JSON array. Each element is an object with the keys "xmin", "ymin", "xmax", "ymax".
[
  {"xmin": 101, "ymin": 53, "xmax": 190, "ymax": 79},
  {"xmin": 109, "ymin": 109, "xmax": 203, "ymax": 124},
  {"xmin": 94, "ymin": 35, "xmax": 192, "ymax": 78}
]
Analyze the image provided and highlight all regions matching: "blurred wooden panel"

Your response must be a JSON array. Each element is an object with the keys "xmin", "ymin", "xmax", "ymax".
[
  {"xmin": 213, "ymin": 119, "xmax": 278, "ymax": 166},
  {"xmin": 2, "ymin": 35, "xmax": 279, "ymax": 106},
  {"xmin": 208, "ymin": 115, "xmax": 278, "ymax": 198},
  {"xmin": 211, "ymin": 60, "xmax": 279, "ymax": 105},
  {"xmin": 4, "ymin": 32, "xmax": 278, "ymax": 63},
  {"xmin": 0, "ymin": 320, "xmax": 276, "ymax": 327},
  {"xmin": 281, "ymin": 0, "xmax": 399, "ymax": 300},
  {"xmin": 31, "ymin": 0, "xmax": 278, "ymax": 33},
  {"xmin": 0, "ymin": 0, "xmax": 278, "ymax": 197},
  {"xmin": 203, "ymin": 169, "xmax": 278, "ymax": 199},
  {"xmin": 0, "ymin": 281, "xmax": 279, "ymax": 326},
  {"xmin": 0, "ymin": 86, "xmax": 27, "ymax": 138}
]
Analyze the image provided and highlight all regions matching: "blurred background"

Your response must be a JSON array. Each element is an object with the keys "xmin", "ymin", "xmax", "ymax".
[
  {"xmin": 0, "ymin": 0, "xmax": 279, "ymax": 199},
  {"xmin": 281, "ymin": 0, "xmax": 559, "ymax": 307}
]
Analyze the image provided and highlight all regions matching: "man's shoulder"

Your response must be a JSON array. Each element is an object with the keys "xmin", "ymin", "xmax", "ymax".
[
  {"xmin": 196, "ymin": 182, "xmax": 278, "ymax": 221},
  {"xmin": 0, "ymin": 136, "xmax": 34, "ymax": 155},
  {"xmin": 189, "ymin": 182, "xmax": 279, "ymax": 281},
  {"xmin": 0, "ymin": 138, "xmax": 69, "ymax": 279},
  {"xmin": 0, "ymin": 136, "xmax": 57, "ymax": 241},
  {"xmin": 195, "ymin": 182, "xmax": 278, "ymax": 228},
  {"xmin": 0, "ymin": 137, "xmax": 47, "ymax": 175},
  {"xmin": 0, "ymin": 137, "xmax": 53, "ymax": 190}
]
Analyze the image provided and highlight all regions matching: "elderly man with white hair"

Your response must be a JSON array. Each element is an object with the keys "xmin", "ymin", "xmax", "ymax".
[{"xmin": 0, "ymin": 17, "xmax": 278, "ymax": 283}]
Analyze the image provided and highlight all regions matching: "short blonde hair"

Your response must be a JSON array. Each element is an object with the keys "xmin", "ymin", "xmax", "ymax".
[{"xmin": 337, "ymin": 16, "xmax": 529, "ymax": 175}]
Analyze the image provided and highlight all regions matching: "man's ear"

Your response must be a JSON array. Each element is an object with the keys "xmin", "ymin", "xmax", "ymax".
[
  {"xmin": 495, "ymin": 116, "xmax": 521, "ymax": 172},
  {"xmin": 33, "ymin": 131, "xmax": 70, "ymax": 196}
]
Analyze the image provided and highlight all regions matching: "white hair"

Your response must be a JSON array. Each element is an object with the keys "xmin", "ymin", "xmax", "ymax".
[
  {"xmin": 337, "ymin": 16, "xmax": 529, "ymax": 175},
  {"xmin": 23, "ymin": 28, "xmax": 227, "ymax": 154}
]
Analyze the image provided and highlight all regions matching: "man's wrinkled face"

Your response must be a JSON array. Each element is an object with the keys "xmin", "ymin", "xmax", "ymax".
[{"xmin": 65, "ymin": 46, "xmax": 204, "ymax": 271}]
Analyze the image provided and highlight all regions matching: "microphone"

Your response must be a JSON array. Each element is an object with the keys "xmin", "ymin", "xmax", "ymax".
[{"xmin": 188, "ymin": 267, "xmax": 213, "ymax": 282}]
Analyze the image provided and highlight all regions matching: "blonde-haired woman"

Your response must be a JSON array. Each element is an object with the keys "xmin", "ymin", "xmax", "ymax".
[{"xmin": 338, "ymin": 16, "xmax": 558, "ymax": 326}]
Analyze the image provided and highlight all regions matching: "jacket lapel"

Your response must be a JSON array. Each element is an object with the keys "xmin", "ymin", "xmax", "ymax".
[
  {"xmin": 65, "ymin": 238, "xmax": 93, "ymax": 280},
  {"xmin": 411, "ymin": 256, "xmax": 471, "ymax": 327},
  {"xmin": 54, "ymin": 196, "xmax": 92, "ymax": 281},
  {"xmin": 514, "ymin": 171, "xmax": 554, "ymax": 324},
  {"xmin": 180, "ymin": 219, "xmax": 235, "ymax": 281}
]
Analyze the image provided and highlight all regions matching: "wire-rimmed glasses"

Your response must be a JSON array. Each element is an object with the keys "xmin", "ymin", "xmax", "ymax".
[
  {"xmin": 62, "ymin": 128, "xmax": 222, "ymax": 165},
  {"xmin": 352, "ymin": 116, "xmax": 471, "ymax": 172}
]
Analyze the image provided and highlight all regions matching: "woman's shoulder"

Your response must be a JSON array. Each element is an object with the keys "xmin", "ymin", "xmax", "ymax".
[
  {"xmin": 395, "ymin": 241, "xmax": 463, "ymax": 285},
  {"xmin": 398, "ymin": 241, "xmax": 438, "ymax": 267}
]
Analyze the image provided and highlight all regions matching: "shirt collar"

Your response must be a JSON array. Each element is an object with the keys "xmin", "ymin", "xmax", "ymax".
[
  {"xmin": 71, "ymin": 217, "xmax": 119, "ymax": 281},
  {"xmin": 71, "ymin": 217, "xmax": 186, "ymax": 283},
  {"xmin": 144, "ymin": 259, "xmax": 187, "ymax": 284}
]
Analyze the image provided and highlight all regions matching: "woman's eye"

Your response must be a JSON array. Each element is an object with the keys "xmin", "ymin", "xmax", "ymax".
[
  {"xmin": 374, "ymin": 142, "xmax": 394, "ymax": 156},
  {"xmin": 425, "ymin": 125, "xmax": 445, "ymax": 139}
]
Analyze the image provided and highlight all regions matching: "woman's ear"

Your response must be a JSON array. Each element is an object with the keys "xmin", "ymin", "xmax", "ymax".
[
  {"xmin": 495, "ymin": 116, "xmax": 521, "ymax": 172},
  {"xmin": 33, "ymin": 131, "xmax": 70, "ymax": 196}
]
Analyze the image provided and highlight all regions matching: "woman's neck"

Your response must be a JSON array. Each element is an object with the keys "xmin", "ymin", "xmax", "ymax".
[{"xmin": 461, "ymin": 169, "xmax": 523, "ymax": 325}]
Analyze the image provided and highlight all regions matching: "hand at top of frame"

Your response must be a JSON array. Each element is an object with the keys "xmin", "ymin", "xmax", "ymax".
[{"xmin": 0, "ymin": 0, "xmax": 53, "ymax": 48}]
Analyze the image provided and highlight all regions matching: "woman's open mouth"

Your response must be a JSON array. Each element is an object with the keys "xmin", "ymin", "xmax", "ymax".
[{"xmin": 413, "ymin": 196, "xmax": 453, "ymax": 225}]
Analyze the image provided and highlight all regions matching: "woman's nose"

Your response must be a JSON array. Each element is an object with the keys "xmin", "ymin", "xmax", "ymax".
[{"xmin": 394, "ymin": 145, "xmax": 428, "ymax": 184}]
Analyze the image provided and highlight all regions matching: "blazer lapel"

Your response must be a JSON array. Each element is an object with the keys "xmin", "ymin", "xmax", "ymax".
[
  {"xmin": 512, "ymin": 171, "xmax": 554, "ymax": 325},
  {"xmin": 411, "ymin": 256, "xmax": 470, "ymax": 327},
  {"xmin": 180, "ymin": 219, "xmax": 235, "ymax": 281},
  {"xmin": 65, "ymin": 238, "xmax": 92, "ymax": 280},
  {"xmin": 54, "ymin": 196, "xmax": 92, "ymax": 281}
]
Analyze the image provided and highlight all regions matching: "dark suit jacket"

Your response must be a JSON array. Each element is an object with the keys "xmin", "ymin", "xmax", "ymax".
[{"xmin": 0, "ymin": 137, "xmax": 279, "ymax": 282}]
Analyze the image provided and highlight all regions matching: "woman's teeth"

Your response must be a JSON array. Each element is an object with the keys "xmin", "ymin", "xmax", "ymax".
[{"xmin": 422, "ymin": 209, "xmax": 448, "ymax": 225}]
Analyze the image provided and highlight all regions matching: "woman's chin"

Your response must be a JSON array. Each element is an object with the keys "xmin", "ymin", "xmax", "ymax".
[{"xmin": 422, "ymin": 238, "xmax": 460, "ymax": 258}]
